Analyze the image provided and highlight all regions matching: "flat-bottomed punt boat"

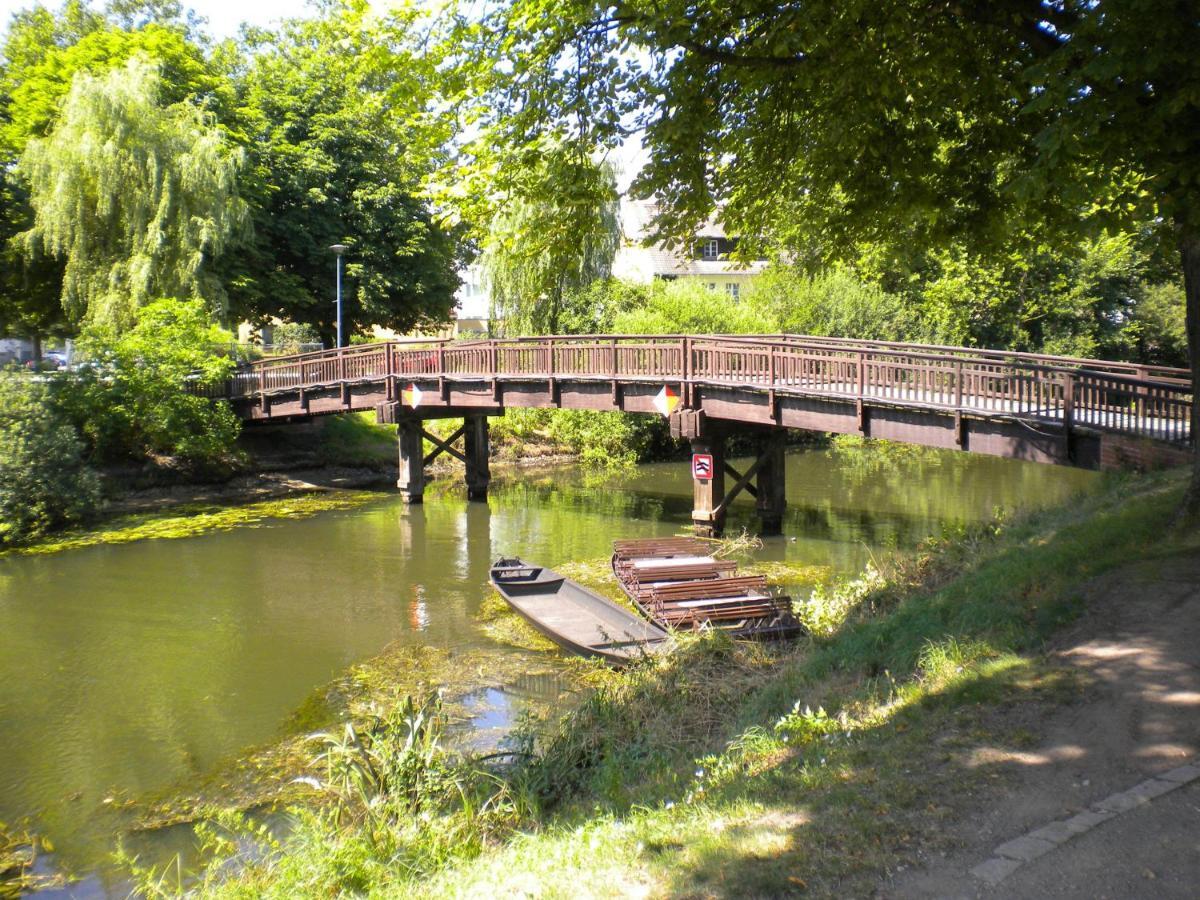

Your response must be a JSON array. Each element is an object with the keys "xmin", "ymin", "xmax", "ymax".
[
  {"xmin": 612, "ymin": 537, "xmax": 803, "ymax": 639},
  {"xmin": 490, "ymin": 558, "xmax": 669, "ymax": 664}
]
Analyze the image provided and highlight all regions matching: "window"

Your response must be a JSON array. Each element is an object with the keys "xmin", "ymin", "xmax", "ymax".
[
  {"xmin": 725, "ymin": 282, "xmax": 740, "ymax": 299},
  {"xmin": 702, "ymin": 238, "xmax": 721, "ymax": 260},
  {"xmin": 708, "ymin": 282, "xmax": 718, "ymax": 291}
]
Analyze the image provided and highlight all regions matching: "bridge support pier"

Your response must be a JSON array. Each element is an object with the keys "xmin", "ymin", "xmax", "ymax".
[
  {"xmin": 464, "ymin": 415, "xmax": 490, "ymax": 502},
  {"xmin": 690, "ymin": 436, "xmax": 726, "ymax": 537},
  {"xmin": 689, "ymin": 428, "xmax": 788, "ymax": 538},
  {"xmin": 396, "ymin": 419, "xmax": 425, "ymax": 504},
  {"xmin": 754, "ymin": 431, "xmax": 787, "ymax": 536}
]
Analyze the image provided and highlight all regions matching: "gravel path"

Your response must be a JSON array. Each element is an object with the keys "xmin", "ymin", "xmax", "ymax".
[{"xmin": 883, "ymin": 552, "xmax": 1200, "ymax": 898}]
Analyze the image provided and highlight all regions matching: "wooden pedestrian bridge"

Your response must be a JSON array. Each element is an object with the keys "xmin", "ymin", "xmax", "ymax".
[{"xmin": 223, "ymin": 334, "xmax": 1193, "ymax": 535}]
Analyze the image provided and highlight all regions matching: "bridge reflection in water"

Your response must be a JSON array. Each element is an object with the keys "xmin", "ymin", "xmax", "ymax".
[{"xmin": 225, "ymin": 334, "xmax": 1192, "ymax": 535}]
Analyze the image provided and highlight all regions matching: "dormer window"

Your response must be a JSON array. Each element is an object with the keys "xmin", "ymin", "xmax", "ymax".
[{"xmin": 702, "ymin": 238, "xmax": 721, "ymax": 260}]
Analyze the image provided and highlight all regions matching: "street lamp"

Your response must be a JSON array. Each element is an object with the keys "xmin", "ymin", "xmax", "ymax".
[{"xmin": 329, "ymin": 244, "xmax": 349, "ymax": 348}]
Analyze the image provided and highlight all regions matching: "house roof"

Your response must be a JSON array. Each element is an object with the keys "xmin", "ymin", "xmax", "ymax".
[
  {"xmin": 620, "ymin": 198, "xmax": 732, "ymax": 243},
  {"xmin": 618, "ymin": 199, "xmax": 764, "ymax": 277}
]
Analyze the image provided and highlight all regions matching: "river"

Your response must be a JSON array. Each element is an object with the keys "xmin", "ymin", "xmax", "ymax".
[{"xmin": 0, "ymin": 443, "xmax": 1098, "ymax": 895}]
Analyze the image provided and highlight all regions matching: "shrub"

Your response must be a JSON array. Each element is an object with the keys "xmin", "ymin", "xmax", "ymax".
[
  {"xmin": 62, "ymin": 299, "xmax": 240, "ymax": 466},
  {"xmin": 611, "ymin": 279, "xmax": 762, "ymax": 334},
  {"xmin": 746, "ymin": 266, "xmax": 923, "ymax": 341},
  {"xmin": 0, "ymin": 370, "xmax": 99, "ymax": 545}
]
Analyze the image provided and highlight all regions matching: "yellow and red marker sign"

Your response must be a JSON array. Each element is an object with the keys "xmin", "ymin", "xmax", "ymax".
[
  {"xmin": 653, "ymin": 384, "xmax": 680, "ymax": 418},
  {"xmin": 401, "ymin": 383, "xmax": 423, "ymax": 409}
]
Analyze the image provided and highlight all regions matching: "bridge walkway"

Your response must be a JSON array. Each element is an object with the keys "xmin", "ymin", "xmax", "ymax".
[{"xmin": 222, "ymin": 334, "xmax": 1193, "ymax": 535}]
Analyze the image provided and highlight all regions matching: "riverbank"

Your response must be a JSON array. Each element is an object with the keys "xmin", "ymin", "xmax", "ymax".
[
  {"xmin": 163, "ymin": 465, "xmax": 1194, "ymax": 898},
  {"xmin": 0, "ymin": 412, "xmax": 596, "ymax": 557}
]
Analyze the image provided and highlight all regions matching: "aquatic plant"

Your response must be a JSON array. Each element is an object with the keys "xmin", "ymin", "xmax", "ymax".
[{"xmin": 3, "ymin": 491, "xmax": 383, "ymax": 557}]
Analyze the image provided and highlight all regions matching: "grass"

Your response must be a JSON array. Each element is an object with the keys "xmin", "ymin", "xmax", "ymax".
[{"xmin": 168, "ymin": 466, "xmax": 1197, "ymax": 898}]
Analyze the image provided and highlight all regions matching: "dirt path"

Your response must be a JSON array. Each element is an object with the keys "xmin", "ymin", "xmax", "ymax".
[{"xmin": 884, "ymin": 552, "xmax": 1200, "ymax": 898}]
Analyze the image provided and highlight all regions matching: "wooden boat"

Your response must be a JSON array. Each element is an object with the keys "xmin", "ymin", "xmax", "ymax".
[
  {"xmin": 611, "ymin": 537, "xmax": 803, "ymax": 639},
  {"xmin": 489, "ymin": 558, "xmax": 669, "ymax": 664}
]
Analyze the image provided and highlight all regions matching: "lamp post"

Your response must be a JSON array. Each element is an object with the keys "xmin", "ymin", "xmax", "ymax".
[{"xmin": 329, "ymin": 244, "xmax": 349, "ymax": 348}]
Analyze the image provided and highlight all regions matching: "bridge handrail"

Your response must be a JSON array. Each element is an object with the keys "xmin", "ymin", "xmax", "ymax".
[
  {"xmin": 225, "ymin": 334, "xmax": 1192, "ymax": 446},
  {"xmin": 239, "ymin": 334, "xmax": 1180, "ymax": 380},
  {"xmin": 503, "ymin": 333, "xmax": 1187, "ymax": 382},
  {"xmin": 726, "ymin": 334, "xmax": 1190, "ymax": 382}
]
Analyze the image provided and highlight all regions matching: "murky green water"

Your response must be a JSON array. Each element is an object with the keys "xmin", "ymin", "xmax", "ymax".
[{"xmin": 0, "ymin": 444, "xmax": 1098, "ymax": 895}]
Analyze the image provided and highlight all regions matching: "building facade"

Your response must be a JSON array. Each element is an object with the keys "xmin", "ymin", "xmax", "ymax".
[{"xmin": 611, "ymin": 199, "xmax": 767, "ymax": 295}]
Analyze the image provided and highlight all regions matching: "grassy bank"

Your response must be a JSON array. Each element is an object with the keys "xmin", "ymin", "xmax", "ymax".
[{"xmin": 156, "ymin": 466, "xmax": 1195, "ymax": 898}]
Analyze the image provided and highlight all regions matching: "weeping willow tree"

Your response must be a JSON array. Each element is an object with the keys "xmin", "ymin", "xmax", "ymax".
[
  {"xmin": 18, "ymin": 56, "xmax": 245, "ymax": 327},
  {"xmin": 481, "ymin": 148, "xmax": 620, "ymax": 335}
]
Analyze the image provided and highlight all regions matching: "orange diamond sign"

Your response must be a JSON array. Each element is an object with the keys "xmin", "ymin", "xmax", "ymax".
[{"xmin": 653, "ymin": 384, "xmax": 680, "ymax": 418}]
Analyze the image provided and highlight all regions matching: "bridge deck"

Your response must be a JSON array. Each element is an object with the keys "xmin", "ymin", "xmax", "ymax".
[{"xmin": 223, "ymin": 335, "xmax": 1193, "ymax": 466}]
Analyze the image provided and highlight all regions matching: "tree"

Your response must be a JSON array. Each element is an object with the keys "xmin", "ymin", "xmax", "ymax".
[
  {"xmin": 0, "ymin": 370, "xmax": 99, "ymax": 545},
  {"xmin": 481, "ymin": 147, "xmax": 620, "ymax": 334},
  {"xmin": 224, "ymin": 1, "xmax": 460, "ymax": 345},
  {"xmin": 3, "ymin": 21, "xmax": 232, "ymax": 156},
  {"xmin": 63, "ymin": 297, "xmax": 239, "ymax": 464},
  {"xmin": 0, "ymin": 0, "xmax": 106, "ymax": 356},
  {"xmin": 0, "ymin": 162, "xmax": 68, "ymax": 358},
  {"xmin": 459, "ymin": 0, "xmax": 1200, "ymax": 514},
  {"xmin": 18, "ymin": 56, "xmax": 245, "ymax": 327}
]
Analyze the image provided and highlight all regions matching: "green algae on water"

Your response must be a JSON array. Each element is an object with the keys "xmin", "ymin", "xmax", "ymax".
[{"xmin": 2, "ymin": 491, "xmax": 385, "ymax": 557}]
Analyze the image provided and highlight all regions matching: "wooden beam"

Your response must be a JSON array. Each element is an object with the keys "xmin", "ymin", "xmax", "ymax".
[
  {"xmin": 396, "ymin": 419, "xmax": 425, "ymax": 504},
  {"xmin": 464, "ymin": 415, "xmax": 490, "ymax": 501},
  {"xmin": 691, "ymin": 435, "xmax": 726, "ymax": 537},
  {"xmin": 755, "ymin": 431, "xmax": 786, "ymax": 535},
  {"xmin": 422, "ymin": 425, "xmax": 467, "ymax": 466},
  {"xmin": 715, "ymin": 454, "xmax": 767, "ymax": 517},
  {"xmin": 721, "ymin": 461, "xmax": 759, "ymax": 499}
]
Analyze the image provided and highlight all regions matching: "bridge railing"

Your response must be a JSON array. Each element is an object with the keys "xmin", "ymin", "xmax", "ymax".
[{"xmin": 226, "ymin": 335, "xmax": 1193, "ymax": 444}]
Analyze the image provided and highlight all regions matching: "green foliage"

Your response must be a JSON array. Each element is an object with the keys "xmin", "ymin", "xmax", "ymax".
[
  {"xmin": 492, "ymin": 406, "xmax": 670, "ymax": 470},
  {"xmin": 3, "ymin": 22, "xmax": 231, "ymax": 157},
  {"xmin": 555, "ymin": 277, "xmax": 646, "ymax": 335},
  {"xmin": 482, "ymin": 147, "xmax": 620, "ymax": 335},
  {"xmin": 462, "ymin": 0, "xmax": 1200, "ymax": 255},
  {"xmin": 316, "ymin": 693, "xmax": 456, "ymax": 818},
  {"xmin": 0, "ymin": 369, "xmax": 99, "ymax": 545},
  {"xmin": 794, "ymin": 564, "xmax": 886, "ymax": 639},
  {"xmin": 746, "ymin": 267, "xmax": 922, "ymax": 341},
  {"xmin": 62, "ymin": 298, "xmax": 239, "ymax": 464},
  {"xmin": 610, "ymin": 279, "xmax": 761, "ymax": 335},
  {"xmin": 772, "ymin": 702, "xmax": 838, "ymax": 746},
  {"xmin": 0, "ymin": 10, "xmax": 230, "ymax": 346},
  {"xmin": 225, "ymin": 0, "xmax": 460, "ymax": 343},
  {"xmin": 1130, "ymin": 282, "xmax": 1188, "ymax": 368},
  {"xmin": 267, "ymin": 321, "xmax": 319, "ymax": 355},
  {"xmin": 18, "ymin": 57, "xmax": 245, "ymax": 326}
]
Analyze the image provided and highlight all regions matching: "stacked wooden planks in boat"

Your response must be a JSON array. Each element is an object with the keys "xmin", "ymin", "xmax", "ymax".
[{"xmin": 611, "ymin": 537, "xmax": 802, "ymax": 638}]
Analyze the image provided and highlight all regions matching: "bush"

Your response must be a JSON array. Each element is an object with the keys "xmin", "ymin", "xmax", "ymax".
[
  {"xmin": 61, "ymin": 299, "xmax": 240, "ymax": 466},
  {"xmin": 746, "ymin": 266, "xmax": 923, "ymax": 341},
  {"xmin": 0, "ymin": 370, "xmax": 99, "ymax": 545},
  {"xmin": 611, "ymin": 279, "xmax": 762, "ymax": 334}
]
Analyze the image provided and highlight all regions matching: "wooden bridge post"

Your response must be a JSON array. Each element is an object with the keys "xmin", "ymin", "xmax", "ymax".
[
  {"xmin": 691, "ymin": 435, "xmax": 726, "ymax": 537},
  {"xmin": 755, "ymin": 430, "xmax": 787, "ymax": 535},
  {"xmin": 464, "ymin": 415, "xmax": 491, "ymax": 502},
  {"xmin": 396, "ymin": 418, "xmax": 425, "ymax": 504}
]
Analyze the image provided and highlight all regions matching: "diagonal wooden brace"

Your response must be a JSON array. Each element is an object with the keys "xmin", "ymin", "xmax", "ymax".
[{"xmin": 422, "ymin": 425, "xmax": 467, "ymax": 466}]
